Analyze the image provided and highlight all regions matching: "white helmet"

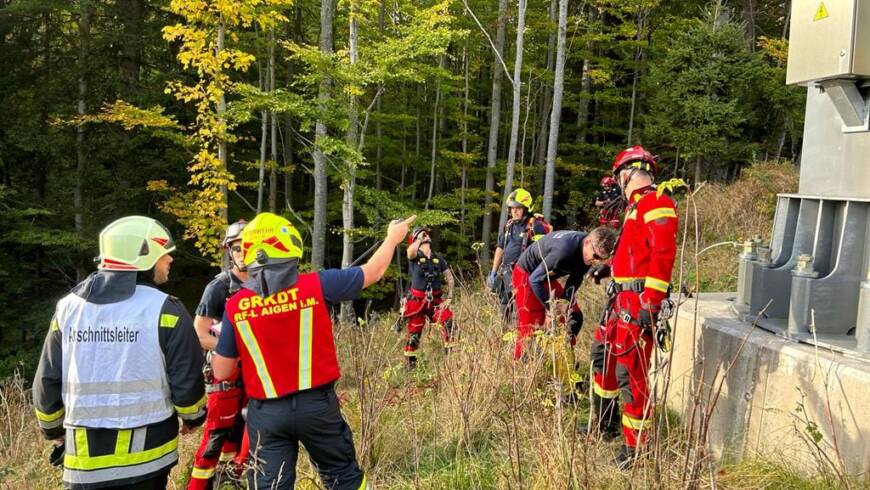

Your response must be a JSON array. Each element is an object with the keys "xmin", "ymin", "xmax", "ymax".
[{"xmin": 97, "ymin": 216, "xmax": 175, "ymax": 271}]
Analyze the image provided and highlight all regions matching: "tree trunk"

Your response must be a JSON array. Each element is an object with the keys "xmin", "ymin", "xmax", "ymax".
[
  {"xmin": 497, "ymin": 0, "xmax": 527, "ymax": 235},
  {"xmin": 341, "ymin": 3, "xmax": 360, "ymax": 323},
  {"xmin": 217, "ymin": 20, "xmax": 228, "ymax": 224},
  {"xmin": 75, "ymin": 0, "xmax": 91, "ymax": 282},
  {"xmin": 626, "ymin": 11, "xmax": 643, "ymax": 145},
  {"xmin": 426, "ymin": 55, "xmax": 445, "ymax": 208},
  {"xmin": 284, "ymin": 114, "xmax": 294, "ymax": 210},
  {"xmin": 412, "ymin": 84, "xmax": 422, "ymax": 201},
  {"xmin": 535, "ymin": 0, "xmax": 558, "ymax": 167},
  {"xmin": 480, "ymin": 0, "xmax": 509, "ymax": 266},
  {"xmin": 542, "ymin": 0, "xmax": 568, "ymax": 220},
  {"xmin": 311, "ymin": 0, "xmax": 336, "ymax": 269},
  {"xmin": 460, "ymin": 43, "xmax": 470, "ymax": 230},
  {"xmin": 375, "ymin": 0, "xmax": 385, "ymax": 191},
  {"xmin": 117, "ymin": 0, "xmax": 143, "ymax": 94},
  {"xmin": 269, "ymin": 30, "xmax": 278, "ymax": 212},
  {"xmin": 257, "ymin": 51, "xmax": 267, "ymax": 214},
  {"xmin": 742, "ymin": 0, "xmax": 756, "ymax": 47}
]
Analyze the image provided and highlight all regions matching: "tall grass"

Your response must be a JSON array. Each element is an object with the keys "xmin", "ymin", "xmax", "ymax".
[{"xmin": 4, "ymin": 161, "xmax": 846, "ymax": 489}]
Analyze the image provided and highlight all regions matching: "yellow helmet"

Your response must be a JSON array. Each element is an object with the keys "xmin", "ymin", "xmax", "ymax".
[
  {"xmin": 98, "ymin": 216, "xmax": 175, "ymax": 271},
  {"xmin": 506, "ymin": 187, "xmax": 533, "ymax": 212},
  {"xmin": 240, "ymin": 212, "xmax": 303, "ymax": 267}
]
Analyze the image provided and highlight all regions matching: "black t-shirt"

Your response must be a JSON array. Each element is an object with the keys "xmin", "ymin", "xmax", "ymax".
[
  {"xmin": 195, "ymin": 271, "xmax": 244, "ymax": 320},
  {"xmin": 408, "ymin": 251, "xmax": 449, "ymax": 291},
  {"xmin": 497, "ymin": 218, "xmax": 550, "ymax": 271},
  {"xmin": 517, "ymin": 230, "xmax": 590, "ymax": 304}
]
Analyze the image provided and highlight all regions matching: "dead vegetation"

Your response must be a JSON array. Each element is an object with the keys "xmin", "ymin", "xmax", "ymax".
[{"xmin": 3, "ymin": 162, "xmax": 856, "ymax": 489}]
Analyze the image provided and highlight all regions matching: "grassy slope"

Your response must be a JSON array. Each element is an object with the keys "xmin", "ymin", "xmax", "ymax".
[{"xmin": 2, "ymin": 162, "xmax": 859, "ymax": 489}]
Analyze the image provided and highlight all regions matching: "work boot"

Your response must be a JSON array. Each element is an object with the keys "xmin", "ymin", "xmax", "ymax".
[
  {"xmin": 613, "ymin": 445, "xmax": 637, "ymax": 470},
  {"xmin": 578, "ymin": 393, "xmax": 621, "ymax": 440},
  {"xmin": 406, "ymin": 355, "xmax": 418, "ymax": 370}
]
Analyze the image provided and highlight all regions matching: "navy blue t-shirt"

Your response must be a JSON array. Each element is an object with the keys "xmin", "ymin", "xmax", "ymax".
[
  {"xmin": 215, "ymin": 267, "xmax": 364, "ymax": 358},
  {"xmin": 195, "ymin": 271, "xmax": 244, "ymax": 320},
  {"xmin": 497, "ymin": 218, "xmax": 549, "ymax": 271},
  {"xmin": 516, "ymin": 230, "xmax": 589, "ymax": 304},
  {"xmin": 408, "ymin": 251, "xmax": 449, "ymax": 291}
]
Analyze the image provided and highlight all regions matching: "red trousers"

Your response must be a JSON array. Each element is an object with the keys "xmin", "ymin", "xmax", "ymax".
[
  {"xmin": 590, "ymin": 292, "xmax": 654, "ymax": 448},
  {"xmin": 402, "ymin": 288, "xmax": 454, "ymax": 357},
  {"xmin": 512, "ymin": 265, "xmax": 580, "ymax": 360},
  {"xmin": 188, "ymin": 386, "xmax": 249, "ymax": 489}
]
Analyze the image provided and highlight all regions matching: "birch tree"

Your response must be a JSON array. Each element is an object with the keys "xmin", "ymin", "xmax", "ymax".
[
  {"xmin": 497, "ymin": 0, "xmax": 528, "ymax": 234},
  {"xmin": 311, "ymin": 0, "xmax": 337, "ymax": 269},
  {"xmin": 542, "ymin": 0, "xmax": 567, "ymax": 220},
  {"xmin": 480, "ymin": 0, "xmax": 509, "ymax": 265}
]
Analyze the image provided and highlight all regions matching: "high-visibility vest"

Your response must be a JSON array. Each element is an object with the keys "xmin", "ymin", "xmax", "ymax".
[
  {"xmin": 225, "ymin": 272, "xmax": 340, "ymax": 399},
  {"xmin": 56, "ymin": 285, "xmax": 174, "ymax": 428}
]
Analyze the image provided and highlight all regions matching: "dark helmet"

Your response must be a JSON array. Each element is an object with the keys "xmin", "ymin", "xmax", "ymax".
[{"xmin": 408, "ymin": 226, "xmax": 432, "ymax": 245}]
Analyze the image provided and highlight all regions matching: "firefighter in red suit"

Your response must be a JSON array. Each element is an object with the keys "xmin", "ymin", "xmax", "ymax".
[
  {"xmin": 511, "ymin": 228, "xmax": 616, "ymax": 360},
  {"xmin": 188, "ymin": 220, "xmax": 250, "ymax": 488},
  {"xmin": 585, "ymin": 146, "xmax": 678, "ymax": 468},
  {"xmin": 211, "ymin": 212, "xmax": 415, "ymax": 489},
  {"xmin": 596, "ymin": 176, "xmax": 623, "ymax": 228},
  {"xmin": 402, "ymin": 227, "xmax": 455, "ymax": 369}
]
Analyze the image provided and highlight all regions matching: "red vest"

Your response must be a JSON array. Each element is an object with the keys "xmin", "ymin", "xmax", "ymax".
[{"xmin": 225, "ymin": 272, "xmax": 340, "ymax": 399}]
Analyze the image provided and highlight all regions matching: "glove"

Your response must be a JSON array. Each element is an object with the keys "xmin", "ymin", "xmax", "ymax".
[
  {"xmin": 567, "ymin": 310, "xmax": 583, "ymax": 343},
  {"xmin": 488, "ymin": 270, "xmax": 497, "ymax": 289},
  {"xmin": 589, "ymin": 264, "xmax": 611, "ymax": 284},
  {"xmin": 49, "ymin": 441, "xmax": 65, "ymax": 467},
  {"xmin": 638, "ymin": 302, "xmax": 660, "ymax": 328}
]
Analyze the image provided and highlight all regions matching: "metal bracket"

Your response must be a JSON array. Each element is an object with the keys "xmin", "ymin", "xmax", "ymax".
[{"xmin": 819, "ymin": 79, "xmax": 870, "ymax": 133}]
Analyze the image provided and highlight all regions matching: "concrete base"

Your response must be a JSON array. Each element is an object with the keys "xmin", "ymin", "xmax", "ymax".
[{"xmin": 664, "ymin": 293, "xmax": 870, "ymax": 475}]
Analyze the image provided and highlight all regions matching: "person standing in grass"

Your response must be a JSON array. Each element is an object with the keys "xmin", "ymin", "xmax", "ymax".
[
  {"xmin": 401, "ymin": 226, "xmax": 457, "ymax": 369},
  {"xmin": 33, "ymin": 216, "xmax": 205, "ymax": 489},
  {"xmin": 585, "ymin": 146, "xmax": 678, "ymax": 469},
  {"xmin": 211, "ymin": 212, "xmax": 414, "ymax": 489}
]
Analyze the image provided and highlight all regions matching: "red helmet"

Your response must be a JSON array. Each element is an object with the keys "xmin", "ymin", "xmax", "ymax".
[
  {"xmin": 612, "ymin": 145, "xmax": 657, "ymax": 177},
  {"xmin": 600, "ymin": 176, "xmax": 616, "ymax": 188}
]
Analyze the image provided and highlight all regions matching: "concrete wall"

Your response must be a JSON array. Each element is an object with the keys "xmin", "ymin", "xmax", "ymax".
[{"xmin": 664, "ymin": 293, "xmax": 870, "ymax": 475}]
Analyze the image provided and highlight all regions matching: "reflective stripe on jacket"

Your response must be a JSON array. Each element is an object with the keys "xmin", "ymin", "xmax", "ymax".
[
  {"xmin": 611, "ymin": 187, "xmax": 678, "ymax": 305},
  {"xmin": 226, "ymin": 272, "xmax": 340, "ymax": 399}
]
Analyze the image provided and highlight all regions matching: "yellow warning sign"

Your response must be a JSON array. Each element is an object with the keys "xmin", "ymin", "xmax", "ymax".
[{"xmin": 814, "ymin": 2, "xmax": 829, "ymax": 21}]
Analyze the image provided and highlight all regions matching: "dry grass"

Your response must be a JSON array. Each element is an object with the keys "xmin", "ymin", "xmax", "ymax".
[
  {"xmin": 1, "ymin": 161, "xmax": 841, "ymax": 490},
  {"xmin": 679, "ymin": 161, "xmax": 799, "ymax": 293}
]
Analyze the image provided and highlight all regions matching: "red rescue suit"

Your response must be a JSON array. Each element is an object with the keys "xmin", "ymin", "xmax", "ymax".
[
  {"xmin": 512, "ymin": 266, "xmax": 582, "ymax": 360},
  {"xmin": 225, "ymin": 272, "xmax": 341, "ymax": 399},
  {"xmin": 402, "ymin": 290, "xmax": 455, "ymax": 357},
  {"xmin": 591, "ymin": 186, "xmax": 677, "ymax": 448},
  {"xmin": 188, "ymin": 365, "xmax": 249, "ymax": 489}
]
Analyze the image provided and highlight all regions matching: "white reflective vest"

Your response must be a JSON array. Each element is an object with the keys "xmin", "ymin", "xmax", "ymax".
[{"xmin": 56, "ymin": 285, "xmax": 174, "ymax": 428}]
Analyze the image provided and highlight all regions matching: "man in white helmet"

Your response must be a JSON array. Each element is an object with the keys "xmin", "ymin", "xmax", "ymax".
[{"xmin": 32, "ymin": 216, "xmax": 206, "ymax": 489}]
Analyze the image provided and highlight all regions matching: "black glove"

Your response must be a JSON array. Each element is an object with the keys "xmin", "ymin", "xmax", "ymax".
[
  {"xmin": 638, "ymin": 304, "xmax": 659, "ymax": 328},
  {"xmin": 567, "ymin": 310, "xmax": 584, "ymax": 339},
  {"xmin": 589, "ymin": 264, "xmax": 611, "ymax": 285},
  {"xmin": 50, "ymin": 442, "xmax": 65, "ymax": 467}
]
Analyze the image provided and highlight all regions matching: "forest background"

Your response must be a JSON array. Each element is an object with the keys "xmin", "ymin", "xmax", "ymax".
[{"xmin": 0, "ymin": 0, "xmax": 805, "ymax": 379}]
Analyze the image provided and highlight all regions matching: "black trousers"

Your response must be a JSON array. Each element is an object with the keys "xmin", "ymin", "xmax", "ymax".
[
  {"xmin": 246, "ymin": 384, "xmax": 364, "ymax": 490},
  {"xmin": 496, "ymin": 267, "xmax": 516, "ymax": 322}
]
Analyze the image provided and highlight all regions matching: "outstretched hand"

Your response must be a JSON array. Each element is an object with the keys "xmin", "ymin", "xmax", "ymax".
[{"xmin": 387, "ymin": 215, "xmax": 416, "ymax": 245}]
